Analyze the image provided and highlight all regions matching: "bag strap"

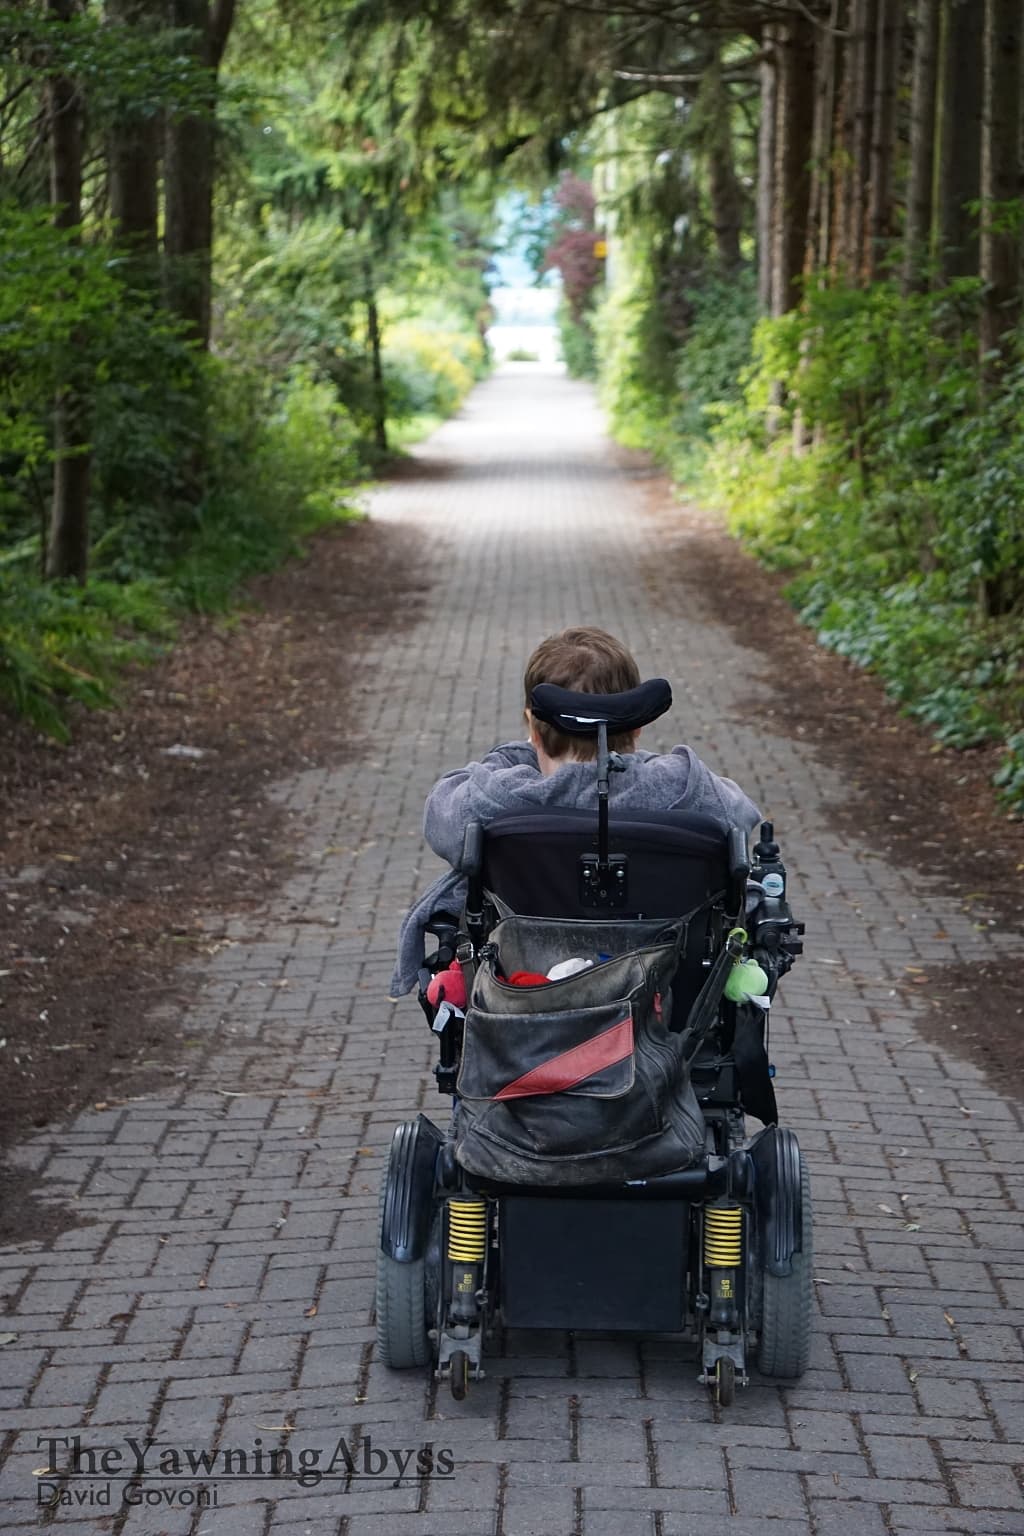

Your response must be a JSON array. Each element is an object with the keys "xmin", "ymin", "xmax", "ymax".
[{"xmin": 679, "ymin": 926, "xmax": 747, "ymax": 1065}]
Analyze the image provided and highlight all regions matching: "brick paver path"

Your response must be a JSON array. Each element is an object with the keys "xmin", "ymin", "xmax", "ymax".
[{"xmin": 3, "ymin": 366, "xmax": 1023, "ymax": 1536}]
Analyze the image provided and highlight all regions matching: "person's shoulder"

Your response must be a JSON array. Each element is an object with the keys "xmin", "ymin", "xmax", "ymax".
[
  {"xmin": 481, "ymin": 740, "xmax": 539, "ymax": 770},
  {"xmin": 627, "ymin": 744, "xmax": 695, "ymax": 775}
]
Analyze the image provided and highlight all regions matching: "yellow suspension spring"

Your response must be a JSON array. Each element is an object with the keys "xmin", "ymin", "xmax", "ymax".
[
  {"xmin": 447, "ymin": 1200, "xmax": 487, "ymax": 1262},
  {"xmin": 704, "ymin": 1205, "xmax": 743, "ymax": 1268}
]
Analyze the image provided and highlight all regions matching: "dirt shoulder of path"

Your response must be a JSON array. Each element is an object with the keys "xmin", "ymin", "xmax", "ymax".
[
  {"xmin": 0, "ymin": 515, "xmax": 426, "ymax": 1243},
  {"xmin": 640, "ymin": 481, "xmax": 1024, "ymax": 1103}
]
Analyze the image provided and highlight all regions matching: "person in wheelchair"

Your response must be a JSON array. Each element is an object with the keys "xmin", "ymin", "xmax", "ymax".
[
  {"xmin": 390, "ymin": 626, "xmax": 761, "ymax": 1002},
  {"xmin": 377, "ymin": 625, "xmax": 810, "ymax": 1407}
]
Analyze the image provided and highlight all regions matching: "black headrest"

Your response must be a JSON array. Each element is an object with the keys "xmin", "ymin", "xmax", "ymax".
[{"xmin": 530, "ymin": 678, "xmax": 672, "ymax": 737}]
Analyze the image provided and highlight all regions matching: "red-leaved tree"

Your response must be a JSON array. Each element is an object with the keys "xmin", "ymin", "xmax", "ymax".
[{"xmin": 540, "ymin": 174, "xmax": 602, "ymax": 323}]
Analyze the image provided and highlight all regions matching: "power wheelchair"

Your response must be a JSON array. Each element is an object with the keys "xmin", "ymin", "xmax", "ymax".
[{"xmin": 377, "ymin": 679, "xmax": 810, "ymax": 1407}]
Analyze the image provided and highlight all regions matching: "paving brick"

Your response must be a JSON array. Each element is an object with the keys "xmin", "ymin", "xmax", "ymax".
[
  {"xmin": 950, "ymin": 1464, "xmax": 1024, "ymax": 1511},
  {"xmin": 806, "ymin": 1473, "xmax": 949, "ymax": 1505},
  {"xmin": 502, "ymin": 1486, "xmax": 576, "ymax": 1536},
  {"xmin": 865, "ymin": 1434, "xmax": 943, "ymax": 1480},
  {"xmin": 582, "ymin": 1513, "xmax": 655, "ymax": 1536},
  {"xmin": 730, "ymin": 1467, "xmax": 808, "ymax": 1518},
  {"xmin": 346, "ymin": 1518, "xmax": 488, "ymax": 1536},
  {"xmin": 811, "ymin": 1503, "xmax": 891, "ymax": 1536}
]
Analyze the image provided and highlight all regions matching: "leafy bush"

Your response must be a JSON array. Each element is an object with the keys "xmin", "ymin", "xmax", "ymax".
[
  {"xmin": 556, "ymin": 301, "xmax": 597, "ymax": 378},
  {"xmin": 171, "ymin": 365, "xmax": 362, "ymax": 612},
  {"xmin": 0, "ymin": 574, "xmax": 171, "ymax": 740},
  {"xmin": 383, "ymin": 319, "xmax": 485, "ymax": 421},
  {"xmin": 594, "ymin": 266, "xmax": 678, "ymax": 452},
  {"xmin": 0, "ymin": 360, "xmax": 362, "ymax": 730},
  {"xmin": 674, "ymin": 273, "xmax": 757, "ymax": 440},
  {"xmin": 0, "ymin": 203, "xmax": 123, "ymax": 524},
  {"xmin": 689, "ymin": 276, "xmax": 1024, "ymax": 812}
]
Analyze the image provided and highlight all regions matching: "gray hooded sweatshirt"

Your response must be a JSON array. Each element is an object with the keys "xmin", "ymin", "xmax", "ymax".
[{"xmin": 389, "ymin": 741, "xmax": 760, "ymax": 997}]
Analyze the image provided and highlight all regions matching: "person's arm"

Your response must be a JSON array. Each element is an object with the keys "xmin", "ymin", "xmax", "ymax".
[{"xmin": 422, "ymin": 741, "xmax": 540, "ymax": 867}]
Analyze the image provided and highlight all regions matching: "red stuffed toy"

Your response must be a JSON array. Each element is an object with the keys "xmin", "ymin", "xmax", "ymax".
[{"xmin": 426, "ymin": 959, "xmax": 467, "ymax": 1011}]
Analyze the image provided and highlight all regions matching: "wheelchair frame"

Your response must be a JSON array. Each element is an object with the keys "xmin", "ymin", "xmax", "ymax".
[{"xmin": 378, "ymin": 700, "xmax": 810, "ymax": 1409}]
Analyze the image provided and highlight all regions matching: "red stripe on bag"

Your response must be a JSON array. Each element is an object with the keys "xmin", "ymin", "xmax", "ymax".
[{"xmin": 493, "ymin": 1014, "xmax": 634, "ymax": 1101}]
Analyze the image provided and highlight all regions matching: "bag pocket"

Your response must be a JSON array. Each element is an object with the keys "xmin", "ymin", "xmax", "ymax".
[
  {"xmin": 482, "ymin": 914, "xmax": 683, "ymax": 984},
  {"xmin": 457, "ymin": 999, "xmax": 636, "ymax": 1102}
]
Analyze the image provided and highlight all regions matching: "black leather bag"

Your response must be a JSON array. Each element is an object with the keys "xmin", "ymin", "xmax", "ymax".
[{"xmin": 454, "ymin": 915, "xmax": 706, "ymax": 1186}]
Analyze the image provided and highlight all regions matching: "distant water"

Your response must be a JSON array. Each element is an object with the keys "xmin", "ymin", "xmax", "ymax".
[{"xmin": 487, "ymin": 323, "xmax": 561, "ymax": 365}]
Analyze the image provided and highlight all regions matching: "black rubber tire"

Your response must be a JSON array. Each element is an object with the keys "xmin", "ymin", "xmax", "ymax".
[
  {"xmin": 375, "ymin": 1162, "xmax": 430, "ymax": 1369},
  {"xmin": 715, "ymin": 1356, "xmax": 736, "ymax": 1407},
  {"xmin": 757, "ymin": 1152, "xmax": 813, "ymax": 1379}
]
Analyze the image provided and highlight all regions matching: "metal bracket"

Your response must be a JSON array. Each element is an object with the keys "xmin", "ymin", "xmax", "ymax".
[
  {"xmin": 699, "ymin": 1330, "xmax": 747, "ymax": 1380},
  {"xmin": 578, "ymin": 850, "xmax": 629, "ymax": 908},
  {"xmin": 435, "ymin": 1324, "xmax": 484, "ymax": 1380}
]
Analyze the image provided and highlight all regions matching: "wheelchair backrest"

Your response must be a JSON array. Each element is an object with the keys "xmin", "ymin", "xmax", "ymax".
[{"xmin": 481, "ymin": 807, "xmax": 732, "ymax": 1018}]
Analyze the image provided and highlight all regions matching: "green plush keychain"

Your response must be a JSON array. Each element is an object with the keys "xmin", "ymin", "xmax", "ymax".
[{"xmin": 724, "ymin": 956, "xmax": 769, "ymax": 1004}]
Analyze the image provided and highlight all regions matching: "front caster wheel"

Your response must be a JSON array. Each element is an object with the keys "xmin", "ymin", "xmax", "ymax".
[
  {"xmin": 714, "ymin": 1357, "xmax": 735, "ymax": 1408},
  {"xmin": 449, "ymin": 1348, "xmax": 469, "ymax": 1401}
]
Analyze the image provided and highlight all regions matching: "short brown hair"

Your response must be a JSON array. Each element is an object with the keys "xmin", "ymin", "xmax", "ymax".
[{"xmin": 524, "ymin": 627, "xmax": 641, "ymax": 761}]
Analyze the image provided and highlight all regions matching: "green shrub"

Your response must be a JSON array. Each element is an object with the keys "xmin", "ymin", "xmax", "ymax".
[
  {"xmin": 594, "ymin": 268, "xmax": 677, "ymax": 452},
  {"xmin": 169, "ymin": 365, "xmax": 362, "ymax": 613},
  {"xmin": 674, "ymin": 273, "xmax": 758, "ymax": 440},
  {"xmin": 691, "ymin": 276, "xmax": 1024, "ymax": 811},
  {"xmin": 0, "ymin": 574, "xmax": 172, "ymax": 740},
  {"xmin": 556, "ymin": 302, "xmax": 597, "ymax": 378},
  {"xmin": 383, "ymin": 320, "xmax": 485, "ymax": 421}
]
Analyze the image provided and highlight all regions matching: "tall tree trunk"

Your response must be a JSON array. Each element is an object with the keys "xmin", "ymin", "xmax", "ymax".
[
  {"xmin": 807, "ymin": 0, "xmax": 843, "ymax": 278},
  {"xmin": 107, "ymin": 0, "xmax": 160, "ymax": 293},
  {"xmin": 866, "ymin": 0, "xmax": 903, "ymax": 279},
  {"xmin": 164, "ymin": 0, "xmax": 234, "ymax": 348},
  {"xmin": 980, "ymin": 0, "xmax": 1023, "ymax": 371},
  {"xmin": 45, "ymin": 0, "xmax": 90, "ymax": 583},
  {"xmin": 849, "ymin": 0, "xmax": 878, "ymax": 281},
  {"xmin": 935, "ymin": 0, "xmax": 983, "ymax": 280},
  {"xmin": 771, "ymin": 12, "xmax": 816, "ymax": 316},
  {"xmin": 365, "ymin": 262, "xmax": 388, "ymax": 455},
  {"xmin": 835, "ymin": 2, "xmax": 858, "ymax": 273},
  {"xmin": 757, "ymin": 25, "xmax": 778, "ymax": 312},
  {"xmin": 703, "ymin": 44, "xmax": 744, "ymax": 272},
  {"xmin": 903, "ymin": 0, "xmax": 941, "ymax": 292}
]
